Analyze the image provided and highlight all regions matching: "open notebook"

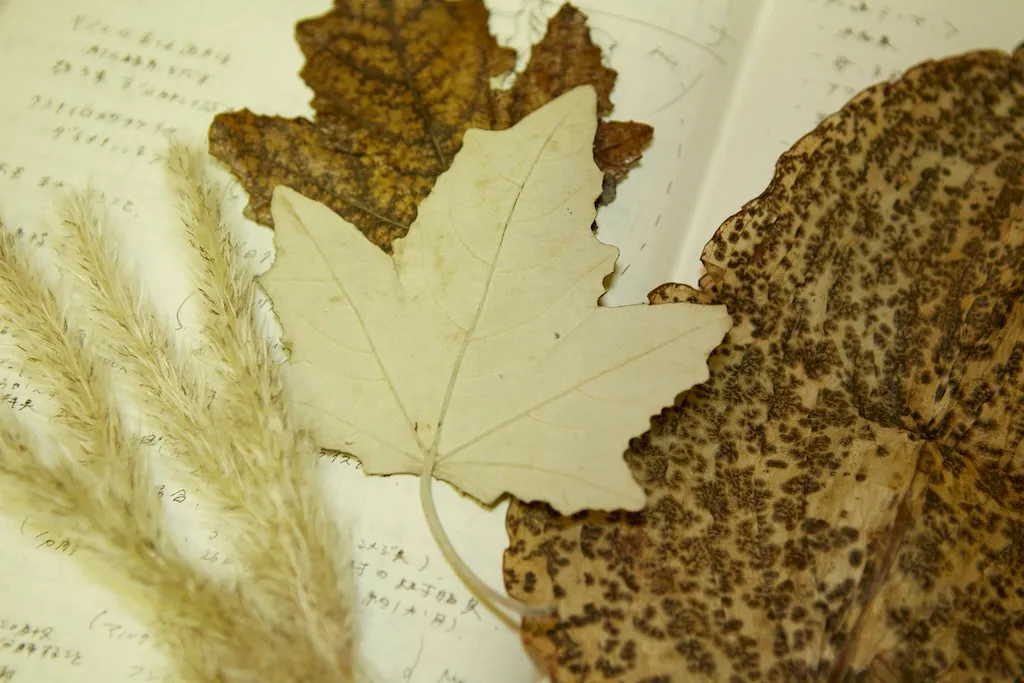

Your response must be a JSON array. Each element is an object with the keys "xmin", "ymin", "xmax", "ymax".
[{"xmin": 0, "ymin": 0, "xmax": 1019, "ymax": 681}]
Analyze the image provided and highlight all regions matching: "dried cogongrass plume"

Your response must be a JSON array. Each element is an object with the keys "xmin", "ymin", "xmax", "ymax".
[
  {"xmin": 0, "ymin": 144, "xmax": 365, "ymax": 683},
  {"xmin": 504, "ymin": 47, "xmax": 1024, "ymax": 681}
]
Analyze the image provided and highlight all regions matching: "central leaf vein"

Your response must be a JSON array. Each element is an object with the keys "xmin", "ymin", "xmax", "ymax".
[{"xmin": 429, "ymin": 110, "xmax": 574, "ymax": 458}]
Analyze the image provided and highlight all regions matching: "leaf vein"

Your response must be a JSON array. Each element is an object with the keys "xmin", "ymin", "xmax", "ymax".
[
  {"xmin": 430, "ymin": 103, "xmax": 577, "ymax": 454},
  {"xmin": 440, "ymin": 313, "xmax": 723, "ymax": 463},
  {"xmin": 471, "ymin": 255, "xmax": 607, "ymax": 342},
  {"xmin": 298, "ymin": 222, "xmax": 421, "ymax": 457}
]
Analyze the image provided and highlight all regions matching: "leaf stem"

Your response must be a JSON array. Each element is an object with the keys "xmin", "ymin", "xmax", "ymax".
[{"xmin": 418, "ymin": 451, "xmax": 555, "ymax": 620}]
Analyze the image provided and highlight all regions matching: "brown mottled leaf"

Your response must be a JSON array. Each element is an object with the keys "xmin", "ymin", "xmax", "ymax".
[
  {"xmin": 504, "ymin": 47, "xmax": 1024, "ymax": 682},
  {"xmin": 491, "ymin": 3, "xmax": 616, "ymax": 125},
  {"xmin": 209, "ymin": 0, "xmax": 514, "ymax": 249},
  {"xmin": 594, "ymin": 121, "xmax": 654, "ymax": 205},
  {"xmin": 208, "ymin": 1, "xmax": 652, "ymax": 251},
  {"xmin": 493, "ymin": 4, "xmax": 653, "ymax": 208}
]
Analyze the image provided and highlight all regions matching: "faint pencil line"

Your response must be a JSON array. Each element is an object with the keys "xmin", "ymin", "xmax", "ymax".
[
  {"xmin": 653, "ymin": 69, "xmax": 706, "ymax": 114},
  {"xmin": 574, "ymin": 5, "xmax": 727, "ymax": 65}
]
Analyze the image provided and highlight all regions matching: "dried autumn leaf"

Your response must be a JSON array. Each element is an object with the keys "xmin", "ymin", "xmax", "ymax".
[
  {"xmin": 208, "ymin": 1, "xmax": 652, "ymax": 250},
  {"xmin": 490, "ymin": 3, "xmax": 653, "ymax": 209},
  {"xmin": 263, "ymin": 86, "xmax": 727, "ymax": 511},
  {"xmin": 490, "ymin": 2, "xmax": 616, "ymax": 127},
  {"xmin": 208, "ymin": 0, "xmax": 512, "ymax": 249},
  {"xmin": 260, "ymin": 87, "xmax": 728, "ymax": 610},
  {"xmin": 504, "ymin": 48, "xmax": 1024, "ymax": 682},
  {"xmin": 594, "ymin": 120, "xmax": 656, "ymax": 205}
]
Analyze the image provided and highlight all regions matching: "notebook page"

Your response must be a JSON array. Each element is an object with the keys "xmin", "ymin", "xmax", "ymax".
[
  {"xmin": 0, "ymin": 1, "xmax": 538, "ymax": 682},
  {"xmin": 488, "ymin": 0, "xmax": 765, "ymax": 306},
  {"xmin": 673, "ymin": 0, "xmax": 1024, "ymax": 286}
]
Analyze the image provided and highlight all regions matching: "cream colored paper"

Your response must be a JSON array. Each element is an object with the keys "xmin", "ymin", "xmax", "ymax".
[{"xmin": 0, "ymin": 0, "xmax": 1019, "ymax": 681}]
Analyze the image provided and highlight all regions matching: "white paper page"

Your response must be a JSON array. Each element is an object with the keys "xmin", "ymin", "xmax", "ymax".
[
  {"xmin": 488, "ymin": 0, "xmax": 765, "ymax": 305},
  {"xmin": 673, "ymin": 0, "xmax": 1024, "ymax": 286},
  {"xmin": 0, "ymin": 1, "xmax": 538, "ymax": 682}
]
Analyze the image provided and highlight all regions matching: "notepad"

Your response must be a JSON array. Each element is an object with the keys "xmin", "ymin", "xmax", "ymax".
[{"xmin": 0, "ymin": 0, "xmax": 1018, "ymax": 681}]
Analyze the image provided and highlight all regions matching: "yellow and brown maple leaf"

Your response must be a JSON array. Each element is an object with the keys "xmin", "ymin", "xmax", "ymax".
[{"xmin": 208, "ymin": 1, "xmax": 653, "ymax": 250}]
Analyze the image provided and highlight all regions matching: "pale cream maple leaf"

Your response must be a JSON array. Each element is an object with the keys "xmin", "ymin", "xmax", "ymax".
[{"xmin": 260, "ymin": 85, "xmax": 731, "ymax": 612}]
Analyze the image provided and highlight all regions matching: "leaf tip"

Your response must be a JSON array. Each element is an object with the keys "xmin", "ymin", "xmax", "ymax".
[
  {"xmin": 567, "ymin": 82, "xmax": 598, "ymax": 107},
  {"xmin": 269, "ymin": 184, "xmax": 301, "ymax": 223}
]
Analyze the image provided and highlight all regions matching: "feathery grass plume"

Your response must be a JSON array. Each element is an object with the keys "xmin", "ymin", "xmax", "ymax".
[
  {"xmin": 0, "ymin": 148, "xmax": 363, "ymax": 681},
  {"xmin": 54, "ymin": 146, "xmax": 361, "ymax": 668},
  {"xmin": 0, "ymin": 400, "xmax": 274, "ymax": 683},
  {"xmin": 0, "ymin": 231, "xmax": 347, "ymax": 682},
  {"xmin": 0, "ymin": 229, "xmax": 121, "ymax": 464},
  {"xmin": 164, "ymin": 147, "xmax": 359, "ymax": 658}
]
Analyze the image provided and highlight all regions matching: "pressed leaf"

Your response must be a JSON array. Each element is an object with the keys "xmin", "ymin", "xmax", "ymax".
[
  {"xmin": 209, "ymin": 0, "xmax": 512, "ymax": 249},
  {"xmin": 490, "ymin": 2, "xmax": 616, "ymax": 127},
  {"xmin": 504, "ymin": 49, "xmax": 1024, "ymax": 681},
  {"xmin": 496, "ymin": 4, "xmax": 653, "ymax": 209},
  {"xmin": 594, "ymin": 120, "xmax": 656, "ymax": 205},
  {"xmin": 208, "ymin": 1, "xmax": 652, "ymax": 250},
  {"xmin": 492, "ymin": 3, "xmax": 654, "ymax": 209},
  {"xmin": 260, "ymin": 86, "xmax": 729, "ymax": 515}
]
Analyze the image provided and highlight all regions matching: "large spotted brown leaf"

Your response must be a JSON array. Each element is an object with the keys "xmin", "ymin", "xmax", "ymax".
[
  {"xmin": 208, "ymin": 1, "xmax": 652, "ymax": 250},
  {"xmin": 504, "ymin": 46, "xmax": 1024, "ymax": 682}
]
